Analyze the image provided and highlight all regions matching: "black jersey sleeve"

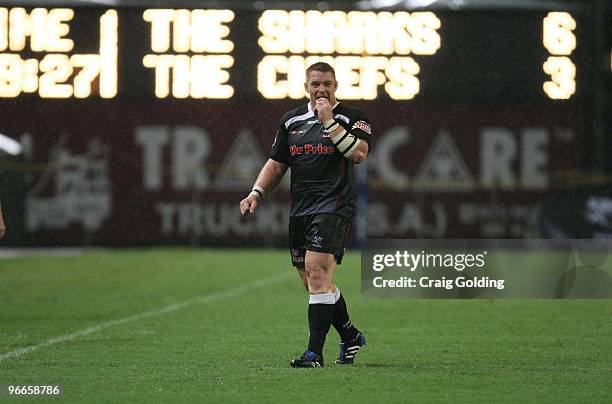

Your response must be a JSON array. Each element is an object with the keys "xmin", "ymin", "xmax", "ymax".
[
  {"xmin": 335, "ymin": 105, "xmax": 372, "ymax": 145},
  {"xmin": 269, "ymin": 120, "xmax": 289, "ymax": 164},
  {"xmin": 348, "ymin": 114, "xmax": 372, "ymax": 144}
]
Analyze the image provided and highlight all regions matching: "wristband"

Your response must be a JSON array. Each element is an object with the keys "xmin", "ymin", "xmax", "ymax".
[
  {"xmin": 323, "ymin": 119, "xmax": 336, "ymax": 129},
  {"xmin": 324, "ymin": 119, "xmax": 340, "ymax": 133},
  {"xmin": 325, "ymin": 122, "xmax": 340, "ymax": 133},
  {"xmin": 250, "ymin": 185, "xmax": 265, "ymax": 199}
]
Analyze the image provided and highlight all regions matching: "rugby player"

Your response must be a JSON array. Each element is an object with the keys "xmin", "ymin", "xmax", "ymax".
[
  {"xmin": 0, "ymin": 204, "xmax": 5, "ymax": 239},
  {"xmin": 240, "ymin": 62, "xmax": 371, "ymax": 367},
  {"xmin": 0, "ymin": 183, "xmax": 5, "ymax": 239}
]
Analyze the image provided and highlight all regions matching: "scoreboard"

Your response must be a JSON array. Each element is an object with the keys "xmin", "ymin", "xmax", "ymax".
[
  {"xmin": 0, "ymin": 6, "xmax": 593, "ymax": 102},
  {"xmin": 0, "ymin": 2, "xmax": 607, "ymax": 246}
]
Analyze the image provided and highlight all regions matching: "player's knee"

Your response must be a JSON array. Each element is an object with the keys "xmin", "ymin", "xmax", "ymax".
[
  {"xmin": 306, "ymin": 267, "xmax": 323, "ymax": 289},
  {"xmin": 305, "ymin": 263, "xmax": 332, "ymax": 292},
  {"xmin": 306, "ymin": 270, "xmax": 324, "ymax": 286}
]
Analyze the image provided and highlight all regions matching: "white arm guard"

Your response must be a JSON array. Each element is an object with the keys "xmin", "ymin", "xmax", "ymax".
[{"xmin": 330, "ymin": 128, "xmax": 360, "ymax": 158}]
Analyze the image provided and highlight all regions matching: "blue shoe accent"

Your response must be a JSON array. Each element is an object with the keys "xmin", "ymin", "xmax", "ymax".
[
  {"xmin": 335, "ymin": 333, "xmax": 366, "ymax": 365},
  {"xmin": 303, "ymin": 350, "xmax": 318, "ymax": 361},
  {"xmin": 290, "ymin": 350, "xmax": 324, "ymax": 368}
]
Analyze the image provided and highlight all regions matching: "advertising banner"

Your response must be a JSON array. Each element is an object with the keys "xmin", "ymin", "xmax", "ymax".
[{"xmin": 0, "ymin": 102, "xmax": 587, "ymax": 245}]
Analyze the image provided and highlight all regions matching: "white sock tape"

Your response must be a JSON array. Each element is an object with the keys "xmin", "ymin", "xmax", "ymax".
[{"xmin": 309, "ymin": 292, "xmax": 336, "ymax": 304}]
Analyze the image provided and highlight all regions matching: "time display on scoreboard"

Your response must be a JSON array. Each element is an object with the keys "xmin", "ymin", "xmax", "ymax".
[
  {"xmin": 0, "ymin": 8, "xmax": 117, "ymax": 98},
  {"xmin": 0, "ymin": 6, "xmax": 588, "ymax": 102}
]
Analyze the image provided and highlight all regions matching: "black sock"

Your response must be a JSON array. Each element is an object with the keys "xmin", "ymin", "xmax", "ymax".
[
  {"xmin": 307, "ymin": 296, "xmax": 335, "ymax": 356},
  {"xmin": 333, "ymin": 291, "xmax": 360, "ymax": 342}
]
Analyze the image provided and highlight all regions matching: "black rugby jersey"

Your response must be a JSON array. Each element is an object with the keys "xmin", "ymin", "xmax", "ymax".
[{"xmin": 270, "ymin": 102, "xmax": 372, "ymax": 219}]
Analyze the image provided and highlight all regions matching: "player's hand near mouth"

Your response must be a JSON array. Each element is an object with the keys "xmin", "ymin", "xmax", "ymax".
[{"xmin": 315, "ymin": 96, "xmax": 333, "ymax": 123}]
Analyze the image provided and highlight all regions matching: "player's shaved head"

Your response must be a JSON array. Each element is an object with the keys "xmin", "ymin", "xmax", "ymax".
[{"xmin": 306, "ymin": 62, "xmax": 336, "ymax": 82}]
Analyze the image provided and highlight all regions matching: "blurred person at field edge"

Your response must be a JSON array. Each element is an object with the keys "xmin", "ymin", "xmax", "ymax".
[
  {"xmin": 0, "ymin": 174, "xmax": 4, "ymax": 239},
  {"xmin": 0, "ymin": 202, "xmax": 5, "ymax": 239},
  {"xmin": 239, "ymin": 62, "xmax": 371, "ymax": 368}
]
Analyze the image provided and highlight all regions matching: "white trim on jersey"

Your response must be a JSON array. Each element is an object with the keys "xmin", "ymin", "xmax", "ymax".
[
  {"xmin": 285, "ymin": 110, "xmax": 315, "ymax": 129},
  {"xmin": 334, "ymin": 114, "xmax": 350, "ymax": 124}
]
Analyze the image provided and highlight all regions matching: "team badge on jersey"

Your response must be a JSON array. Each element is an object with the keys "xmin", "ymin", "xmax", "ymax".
[{"xmin": 352, "ymin": 120, "xmax": 371, "ymax": 135}]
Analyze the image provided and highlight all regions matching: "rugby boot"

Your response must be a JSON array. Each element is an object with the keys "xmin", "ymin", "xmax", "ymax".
[
  {"xmin": 335, "ymin": 333, "xmax": 367, "ymax": 365},
  {"xmin": 290, "ymin": 350, "xmax": 324, "ymax": 368}
]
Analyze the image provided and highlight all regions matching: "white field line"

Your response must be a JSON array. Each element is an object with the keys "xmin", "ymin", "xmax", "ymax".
[
  {"xmin": 0, "ymin": 271, "xmax": 292, "ymax": 363},
  {"xmin": 0, "ymin": 248, "xmax": 93, "ymax": 259}
]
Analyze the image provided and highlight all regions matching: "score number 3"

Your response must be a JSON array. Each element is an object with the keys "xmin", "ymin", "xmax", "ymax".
[{"xmin": 543, "ymin": 12, "xmax": 576, "ymax": 100}]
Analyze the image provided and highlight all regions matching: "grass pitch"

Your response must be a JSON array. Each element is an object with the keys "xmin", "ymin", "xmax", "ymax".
[{"xmin": 0, "ymin": 249, "xmax": 610, "ymax": 403}]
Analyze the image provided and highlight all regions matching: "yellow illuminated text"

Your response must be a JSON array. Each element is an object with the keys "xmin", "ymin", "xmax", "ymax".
[
  {"xmin": 0, "ymin": 8, "xmax": 118, "ymax": 98},
  {"xmin": 543, "ymin": 12, "xmax": 576, "ymax": 100}
]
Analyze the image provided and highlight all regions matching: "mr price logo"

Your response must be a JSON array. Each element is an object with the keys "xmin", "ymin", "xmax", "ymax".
[{"xmin": 290, "ymin": 143, "xmax": 335, "ymax": 156}]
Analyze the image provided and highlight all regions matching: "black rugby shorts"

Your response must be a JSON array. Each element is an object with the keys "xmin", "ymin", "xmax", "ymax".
[{"xmin": 288, "ymin": 213, "xmax": 352, "ymax": 268}]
